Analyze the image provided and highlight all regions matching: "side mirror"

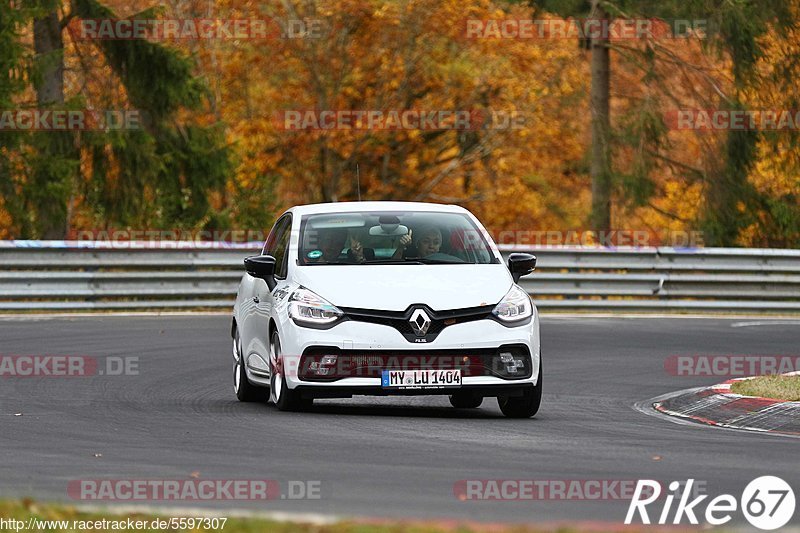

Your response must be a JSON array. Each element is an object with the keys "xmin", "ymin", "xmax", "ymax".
[
  {"xmin": 507, "ymin": 253, "xmax": 536, "ymax": 283},
  {"xmin": 244, "ymin": 255, "xmax": 277, "ymax": 289}
]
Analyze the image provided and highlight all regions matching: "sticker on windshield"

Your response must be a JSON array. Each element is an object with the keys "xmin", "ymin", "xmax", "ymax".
[{"xmin": 307, "ymin": 250, "xmax": 323, "ymax": 259}]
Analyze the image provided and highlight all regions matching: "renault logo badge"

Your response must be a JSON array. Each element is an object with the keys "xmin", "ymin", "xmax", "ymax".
[{"xmin": 409, "ymin": 308, "xmax": 431, "ymax": 336}]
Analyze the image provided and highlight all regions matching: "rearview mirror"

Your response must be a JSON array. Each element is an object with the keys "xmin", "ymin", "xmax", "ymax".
[
  {"xmin": 368, "ymin": 224, "xmax": 409, "ymax": 236},
  {"xmin": 507, "ymin": 253, "xmax": 536, "ymax": 283}
]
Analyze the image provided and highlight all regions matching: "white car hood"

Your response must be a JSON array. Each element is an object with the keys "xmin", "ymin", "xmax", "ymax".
[{"xmin": 293, "ymin": 264, "xmax": 513, "ymax": 311}]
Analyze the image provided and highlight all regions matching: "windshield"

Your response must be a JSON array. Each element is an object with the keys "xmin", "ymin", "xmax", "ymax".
[{"xmin": 298, "ymin": 211, "xmax": 497, "ymax": 265}]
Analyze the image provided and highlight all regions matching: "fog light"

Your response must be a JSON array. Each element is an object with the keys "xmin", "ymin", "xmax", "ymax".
[
  {"xmin": 506, "ymin": 358, "xmax": 525, "ymax": 374},
  {"xmin": 305, "ymin": 354, "xmax": 339, "ymax": 377},
  {"xmin": 314, "ymin": 354, "xmax": 338, "ymax": 377}
]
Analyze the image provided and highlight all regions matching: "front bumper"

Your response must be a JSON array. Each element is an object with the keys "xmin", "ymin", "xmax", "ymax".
[
  {"xmin": 274, "ymin": 307, "xmax": 541, "ymax": 392},
  {"xmin": 294, "ymin": 383, "xmax": 536, "ymax": 399},
  {"xmin": 297, "ymin": 346, "xmax": 533, "ymax": 381}
]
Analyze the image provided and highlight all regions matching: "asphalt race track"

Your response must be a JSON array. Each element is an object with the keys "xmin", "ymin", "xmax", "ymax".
[{"xmin": 1, "ymin": 315, "xmax": 799, "ymax": 526}]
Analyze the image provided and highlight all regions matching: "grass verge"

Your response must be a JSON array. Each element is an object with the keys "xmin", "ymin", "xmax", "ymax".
[
  {"xmin": 730, "ymin": 375, "xmax": 800, "ymax": 401},
  {"xmin": 0, "ymin": 499, "xmax": 699, "ymax": 533}
]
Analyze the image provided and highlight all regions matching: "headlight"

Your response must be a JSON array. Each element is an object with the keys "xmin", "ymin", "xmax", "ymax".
[
  {"xmin": 492, "ymin": 285, "xmax": 532, "ymax": 323},
  {"xmin": 288, "ymin": 288, "xmax": 343, "ymax": 325}
]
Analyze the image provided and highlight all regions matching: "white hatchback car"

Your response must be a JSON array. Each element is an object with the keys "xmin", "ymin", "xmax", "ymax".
[{"xmin": 231, "ymin": 202, "xmax": 541, "ymax": 417}]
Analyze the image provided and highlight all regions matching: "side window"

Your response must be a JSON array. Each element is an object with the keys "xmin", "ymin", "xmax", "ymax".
[{"xmin": 265, "ymin": 215, "xmax": 292, "ymax": 279}]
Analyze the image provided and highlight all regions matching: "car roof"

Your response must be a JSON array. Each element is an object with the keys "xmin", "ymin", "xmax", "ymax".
[{"xmin": 287, "ymin": 201, "xmax": 470, "ymax": 217}]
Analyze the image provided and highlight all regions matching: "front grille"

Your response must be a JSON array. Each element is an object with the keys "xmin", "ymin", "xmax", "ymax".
[
  {"xmin": 340, "ymin": 304, "xmax": 495, "ymax": 342},
  {"xmin": 299, "ymin": 346, "xmax": 531, "ymax": 382}
]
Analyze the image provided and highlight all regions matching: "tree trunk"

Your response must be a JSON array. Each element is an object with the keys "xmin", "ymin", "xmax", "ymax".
[
  {"xmin": 32, "ymin": 8, "xmax": 71, "ymax": 239},
  {"xmin": 33, "ymin": 10, "xmax": 64, "ymax": 105},
  {"xmin": 589, "ymin": 0, "xmax": 612, "ymax": 231}
]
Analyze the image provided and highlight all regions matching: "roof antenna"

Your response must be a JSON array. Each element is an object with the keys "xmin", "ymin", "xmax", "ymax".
[{"xmin": 356, "ymin": 163, "xmax": 362, "ymax": 201}]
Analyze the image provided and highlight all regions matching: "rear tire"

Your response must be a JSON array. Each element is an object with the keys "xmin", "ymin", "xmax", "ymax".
[
  {"xmin": 498, "ymin": 358, "xmax": 542, "ymax": 418},
  {"xmin": 233, "ymin": 329, "xmax": 267, "ymax": 402},
  {"xmin": 449, "ymin": 392, "xmax": 483, "ymax": 409},
  {"xmin": 271, "ymin": 332, "xmax": 313, "ymax": 412}
]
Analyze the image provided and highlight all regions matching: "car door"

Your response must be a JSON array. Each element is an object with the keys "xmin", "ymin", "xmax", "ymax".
[{"xmin": 241, "ymin": 214, "xmax": 292, "ymax": 364}]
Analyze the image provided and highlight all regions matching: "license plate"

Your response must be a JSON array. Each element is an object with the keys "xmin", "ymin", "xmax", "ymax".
[{"xmin": 381, "ymin": 369, "xmax": 461, "ymax": 389}]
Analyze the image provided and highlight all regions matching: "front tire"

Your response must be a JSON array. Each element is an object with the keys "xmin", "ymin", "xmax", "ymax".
[
  {"xmin": 270, "ymin": 332, "xmax": 313, "ymax": 412},
  {"xmin": 498, "ymin": 358, "xmax": 542, "ymax": 418},
  {"xmin": 233, "ymin": 329, "xmax": 267, "ymax": 402}
]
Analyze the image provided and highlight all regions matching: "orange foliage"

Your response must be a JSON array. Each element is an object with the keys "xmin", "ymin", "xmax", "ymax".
[{"xmin": 15, "ymin": 0, "xmax": 795, "ymax": 244}]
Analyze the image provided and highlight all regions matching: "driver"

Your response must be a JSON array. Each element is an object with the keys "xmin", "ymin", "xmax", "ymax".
[{"xmin": 394, "ymin": 225, "xmax": 442, "ymax": 258}]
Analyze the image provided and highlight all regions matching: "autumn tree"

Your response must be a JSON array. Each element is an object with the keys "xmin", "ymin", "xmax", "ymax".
[
  {"xmin": 4, "ymin": 0, "xmax": 799, "ymax": 247},
  {"xmin": 682, "ymin": 0, "xmax": 797, "ymax": 246},
  {"xmin": 176, "ymin": 0, "xmax": 588, "ymax": 234},
  {"xmin": 1, "ymin": 0, "xmax": 231, "ymax": 238}
]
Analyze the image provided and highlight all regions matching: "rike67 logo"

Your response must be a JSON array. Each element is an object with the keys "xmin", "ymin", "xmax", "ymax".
[{"xmin": 625, "ymin": 476, "xmax": 795, "ymax": 530}]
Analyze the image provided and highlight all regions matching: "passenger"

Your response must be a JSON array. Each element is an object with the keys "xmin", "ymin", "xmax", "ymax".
[
  {"xmin": 315, "ymin": 228, "xmax": 365, "ymax": 263},
  {"xmin": 316, "ymin": 228, "xmax": 347, "ymax": 262}
]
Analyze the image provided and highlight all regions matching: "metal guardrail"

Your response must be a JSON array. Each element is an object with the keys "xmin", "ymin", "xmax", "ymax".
[{"xmin": 0, "ymin": 241, "xmax": 799, "ymax": 312}]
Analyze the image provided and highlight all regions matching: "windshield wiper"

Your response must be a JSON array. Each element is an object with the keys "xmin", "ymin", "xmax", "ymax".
[
  {"xmin": 372, "ymin": 259, "xmax": 424, "ymax": 265},
  {"xmin": 414, "ymin": 257, "xmax": 471, "ymax": 264}
]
